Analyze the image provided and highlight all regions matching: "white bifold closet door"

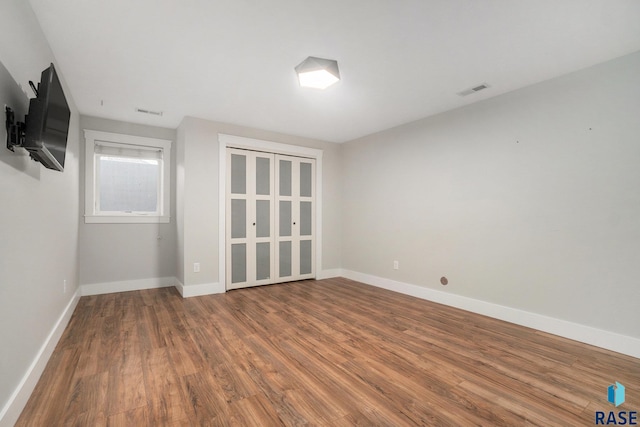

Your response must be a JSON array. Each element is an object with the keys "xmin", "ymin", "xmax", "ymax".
[
  {"xmin": 275, "ymin": 154, "xmax": 315, "ymax": 282},
  {"xmin": 226, "ymin": 148, "xmax": 315, "ymax": 290},
  {"xmin": 226, "ymin": 149, "xmax": 275, "ymax": 290}
]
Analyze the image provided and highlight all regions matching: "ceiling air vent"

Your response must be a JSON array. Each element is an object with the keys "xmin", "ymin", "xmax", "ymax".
[
  {"xmin": 457, "ymin": 83, "xmax": 490, "ymax": 97},
  {"xmin": 135, "ymin": 107, "xmax": 163, "ymax": 117}
]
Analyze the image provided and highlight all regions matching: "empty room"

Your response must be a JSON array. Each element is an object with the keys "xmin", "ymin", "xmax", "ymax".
[{"xmin": 1, "ymin": 1, "xmax": 639, "ymax": 426}]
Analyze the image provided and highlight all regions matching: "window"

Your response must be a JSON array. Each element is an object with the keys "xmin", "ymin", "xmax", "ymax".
[{"xmin": 84, "ymin": 130, "xmax": 171, "ymax": 223}]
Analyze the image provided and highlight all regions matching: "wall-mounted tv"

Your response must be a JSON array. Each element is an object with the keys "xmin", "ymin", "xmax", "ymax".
[{"xmin": 5, "ymin": 63, "xmax": 71, "ymax": 172}]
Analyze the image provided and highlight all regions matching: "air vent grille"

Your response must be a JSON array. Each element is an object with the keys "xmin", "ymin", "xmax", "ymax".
[
  {"xmin": 135, "ymin": 107, "xmax": 163, "ymax": 116},
  {"xmin": 457, "ymin": 83, "xmax": 490, "ymax": 97}
]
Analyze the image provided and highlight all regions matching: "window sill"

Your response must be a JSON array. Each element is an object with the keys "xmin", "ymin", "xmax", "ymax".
[{"xmin": 84, "ymin": 215, "xmax": 170, "ymax": 224}]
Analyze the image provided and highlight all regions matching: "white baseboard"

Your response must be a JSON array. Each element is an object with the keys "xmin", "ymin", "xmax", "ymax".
[
  {"xmin": 80, "ymin": 276, "xmax": 175, "ymax": 296},
  {"xmin": 342, "ymin": 269, "xmax": 640, "ymax": 359},
  {"xmin": 175, "ymin": 280, "xmax": 224, "ymax": 298},
  {"xmin": 317, "ymin": 268, "xmax": 344, "ymax": 280},
  {"xmin": 0, "ymin": 290, "xmax": 80, "ymax": 427}
]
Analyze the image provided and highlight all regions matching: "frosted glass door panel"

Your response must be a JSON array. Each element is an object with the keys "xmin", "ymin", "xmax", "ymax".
[
  {"xmin": 256, "ymin": 200, "xmax": 270, "ymax": 238},
  {"xmin": 279, "ymin": 241, "xmax": 292, "ymax": 277},
  {"xmin": 231, "ymin": 244, "xmax": 247, "ymax": 283},
  {"xmin": 256, "ymin": 242, "xmax": 270, "ymax": 281},
  {"xmin": 279, "ymin": 160, "xmax": 292, "ymax": 196},
  {"xmin": 300, "ymin": 201, "xmax": 312, "ymax": 236},
  {"xmin": 231, "ymin": 154, "xmax": 246, "ymax": 194},
  {"xmin": 300, "ymin": 162, "xmax": 312, "ymax": 197},
  {"xmin": 279, "ymin": 201, "xmax": 291, "ymax": 237},
  {"xmin": 231, "ymin": 199, "xmax": 246, "ymax": 238},
  {"xmin": 256, "ymin": 157, "xmax": 271, "ymax": 196},
  {"xmin": 300, "ymin": 240, "xmax": 312, "ymax": 275}
]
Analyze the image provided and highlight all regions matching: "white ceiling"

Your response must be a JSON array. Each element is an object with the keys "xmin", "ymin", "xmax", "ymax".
[{"xmin": 28, "ymin": 0, "xmax": 640, "ymax": 143}]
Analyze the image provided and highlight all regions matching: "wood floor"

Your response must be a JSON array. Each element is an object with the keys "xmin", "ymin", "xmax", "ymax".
[{"xmin": 16, "ymin": 278, "xmax": 639, "ymax": 426}]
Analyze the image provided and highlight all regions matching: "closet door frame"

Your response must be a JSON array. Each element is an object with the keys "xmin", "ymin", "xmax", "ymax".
[{"xmin": 218, "ymin": 134, "xmax": 323, "ymax": 291}]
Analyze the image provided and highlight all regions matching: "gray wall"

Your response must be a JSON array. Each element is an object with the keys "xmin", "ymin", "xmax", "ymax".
[
  {"xmin": 341, "ymin": 51, "xmax": 640, "ymax": 338},
  {"xmin": 177, "ymin": 117, "xmax": 342, "ymax": 289},
  {"xmin": 78, "ymin": 116, "xmax": 177, "ymax": 286},
  {"xmin": 0, "ymin": 0, "xmax": 80, "ymax": 421}
]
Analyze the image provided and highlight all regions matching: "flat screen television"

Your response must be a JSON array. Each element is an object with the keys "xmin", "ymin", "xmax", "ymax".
[{"xmin": 22, "ymin": 63, "xmax": 71, "ymax": 171}]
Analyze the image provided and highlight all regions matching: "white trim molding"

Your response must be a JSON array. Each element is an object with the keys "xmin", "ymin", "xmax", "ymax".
[
  {"xmin": 0, "ymin": 291, "xmax": 80, "ymax": 426},
  {"xmin": 341, "ymin": 269, "xmax": 640, "ymax": 359},
  {"xmin": 80, "ymin": 276, "xmax": 175, "ymax": 296},
  {"xmin": 218, "ymin": 134, "xmax": 324, "ymax": 293},
  {"xmin": 317, "ymin": 268, "xmax": 344, "ymax": 280},
  {"xmin": 175, "ymin": 279, "xmax": 224, "ymax": 298}
]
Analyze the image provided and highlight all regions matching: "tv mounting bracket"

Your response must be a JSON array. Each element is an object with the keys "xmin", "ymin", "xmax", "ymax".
[{"xmin": 5, "ymin": 106, "xmax": 26, "ymax": 152}]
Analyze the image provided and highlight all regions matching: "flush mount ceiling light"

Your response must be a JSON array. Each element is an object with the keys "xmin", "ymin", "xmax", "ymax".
[{"xmin": 295, "ymin": 56, "xmax": 340, "ymax": 90}]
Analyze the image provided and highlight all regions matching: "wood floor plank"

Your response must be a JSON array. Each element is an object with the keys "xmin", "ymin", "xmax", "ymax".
[
  {"xmin": 106, "ymin": 405, "xmax": 149, "ymax": 427},
  {"xmin": 228, "ymin": 394, "xmax": 283, "ymax": 426},
  {"xmin": 15, "ymin": 278, "xmax": 640, "ymax": 426},
  {"xmin": 180, "ymin": 371, "xmax": 231, "ymax": 425},
  {"xmin": 62, "ymin": 371, "xmax": 109, "ymax": 425},
  {"xmin": 141, "ymin": 347, "xmax": 191, "ymax": 425}
]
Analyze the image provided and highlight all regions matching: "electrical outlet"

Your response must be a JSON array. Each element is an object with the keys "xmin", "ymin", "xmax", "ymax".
[
  {"xmin": 393, "ymin": 260, "xmax": 399, "ymax": 270},
  {"xmin": 193, "ymin": 262, "xmax": 200, "ymax": 273}
]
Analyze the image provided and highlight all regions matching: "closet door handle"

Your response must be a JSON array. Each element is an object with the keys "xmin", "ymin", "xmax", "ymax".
[{"xmin": 293, "ymin": 222, "xmax": 296, "ymax": 225}]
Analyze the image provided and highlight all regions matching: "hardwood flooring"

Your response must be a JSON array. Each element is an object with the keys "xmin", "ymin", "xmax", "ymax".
[{"xmin": 16, "ymin": 278, "xmax": 639, "ymax": 426}]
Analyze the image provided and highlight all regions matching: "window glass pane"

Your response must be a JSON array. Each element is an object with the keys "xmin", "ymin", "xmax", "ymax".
[
  {"xmin": 256, "ymin": 157, "xmax": 270, "ymax": 196},
  {"xmin": 279, "ymin": 201, "xmax": 291, "ymax": 237},
  {"xmin": 231, "ymin": 244, "xmax": 246, "ymax": 283},
  {"xmin": 279, "ymin": 241, "xmax": 291, "ymax": 277},
  {"xmin": 231, "ymin": 199, "xmax": 246, "ymax": 239},
  {"xmin": 279, "ymin": 160, "xmax": 291, "ymax": 196},
  {"xmin": 256, "ymin": 242, "xmax": 270, "ymax": 280},
  {"xmin": 300, "ymin": 201, "xmax": 312, "ymax": 236},
  {"xmin": 98, "ymin": 156, "xmax": 159, "ymax": 213},
  {"xmin": 231, "ymin": 154, "xmax": 246, "ymax": 194},
  {"xmin": 300, "ymin": 240, "xmax": 312, "ymax": 275},
  {"xmin": 256, "ymin": 200, "xmax": 270, "ymax": 238},
  {"xmin": 300, "ymin": 162, "xmax": 312, "ymax": 197}
]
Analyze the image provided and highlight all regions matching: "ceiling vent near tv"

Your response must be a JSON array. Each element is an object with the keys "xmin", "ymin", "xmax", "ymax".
[
  {"xmin": 457, "ymin": 83, "xmax": 490, "ymax": 97},
  {"xmin": 135, "ymin": 107, "xmax": 163, "ymax": 117}
]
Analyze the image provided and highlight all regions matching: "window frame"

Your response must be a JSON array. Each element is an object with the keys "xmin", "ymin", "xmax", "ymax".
[{"xmin": 84, "ymin": 129, "xmax": 172, "ymax": 224}]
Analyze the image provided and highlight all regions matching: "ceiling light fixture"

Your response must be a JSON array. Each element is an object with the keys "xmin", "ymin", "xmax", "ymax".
[{"xmin": 295, "ymin": 56, "xmax": 340, "ymax": 90}]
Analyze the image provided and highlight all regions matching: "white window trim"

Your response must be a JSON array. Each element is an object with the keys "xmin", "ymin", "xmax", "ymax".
[{"xmin": 84, "ymin": 129, "xmax": 172, "ymax": 224}]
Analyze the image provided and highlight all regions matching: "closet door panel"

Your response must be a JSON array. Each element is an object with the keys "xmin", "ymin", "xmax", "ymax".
[
  {"xmin": 226, "ymin": 149, "xmax": 275, "ymax": 289},
  {"xmin": 275, "ymin": 154, "xmax": 315, "ymax": 281},
  {"xmin": 252, "ymin": 151, "xmax": 275, "ymax": 285}
]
